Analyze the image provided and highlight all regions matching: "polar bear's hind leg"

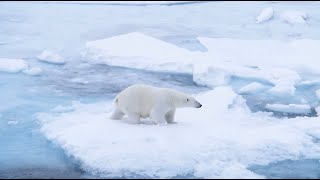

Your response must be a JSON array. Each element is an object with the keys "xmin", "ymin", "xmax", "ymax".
[{"xmin": 127, "ymin": 112, "xmax": 141, "ymax": 124}]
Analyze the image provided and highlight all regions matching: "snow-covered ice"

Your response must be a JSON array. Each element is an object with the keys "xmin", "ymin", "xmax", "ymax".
[
  {"xmin": 280, "ymin": 10, "xmax": 307, "ymax": 25},
  {"xmin": 83, "ymin": 32, "xmax": 193, "ymax": 73},
  {"xmin": 256, "ymin": 7, "xmax": 273, "ymax": 23},
  {"xmin": 2, "ymin": 1, "xmax": 320, "ymax": 178},
  {"xmin": 238, "ymin": 82, "xmax": 269, "ymax": 95},
  {"xmin": 37, "ymin": 50, "xmax": 65, "ymax": 65},
  {"xmin": 37, "ymin": 87, "xmax": 320, "ymax": 178},
  {"xmin": 0, "ymin": 58, "xmax": 28, "ymax": 73},
  {"xmin": 265, "ymin": 103, "xmax": 312, "ymax": 114},
  {"xmin": 22, "ymin": 67, "xmax": 42, "ymax": 76},
  {"xmin": 84, "ymin": 32, "xmax": 320, "ymax": 97}
]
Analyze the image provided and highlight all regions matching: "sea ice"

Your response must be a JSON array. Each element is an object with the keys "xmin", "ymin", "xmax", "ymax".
[
  {"xmin": 0, "ymin": 58, "xmax": 28, "ymax": 73},
  {"xmin": 37, "ymin": 87, "xmax": 320, "ymax": 178},
  {"xmin": 238, "ymin": 82, "xmax": 269, "ymax": 95},
  {"xmin": 7, "ymin": 121, "xmax": 19, "ymax": 125},
  {"xmin": 265, "ymin": 103, "xmax": 312, "ymax": 114},
  {"xmin": 256, "ymin": 7, "xmax": 274, "ymax": 23},
  {"xmin": 37, "ymin": 50, "xmax": 65, "ymax": 65},
  {"xmin": 83, "ymin": 32, "xmax": 193, "ymax": 73},
  {"xmin": 280, "ymin": 10, "xmax": 307, "ymax": 25},
  {"xmin": 22, "ymin": 67, "xmax": 42, "ymax": 76}
]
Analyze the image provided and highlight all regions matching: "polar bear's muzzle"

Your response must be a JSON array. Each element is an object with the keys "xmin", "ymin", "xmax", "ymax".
[{"xmin": 196, "ymin": 101, "xmax": 202, "ymax": 108}]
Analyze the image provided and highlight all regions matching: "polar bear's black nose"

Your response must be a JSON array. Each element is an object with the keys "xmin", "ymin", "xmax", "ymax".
[{"xmin": 197, "ymin": 104, "xmax": 202, "ymax": 108}]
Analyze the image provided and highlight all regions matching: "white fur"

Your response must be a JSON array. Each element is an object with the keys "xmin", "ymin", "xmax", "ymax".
[{"xmin": 110, "ymin": 84, "xmax": 201, "ymax": 124}]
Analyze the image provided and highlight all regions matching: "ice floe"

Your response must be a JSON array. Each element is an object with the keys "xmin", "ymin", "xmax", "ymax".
[
  {"xmin": 7, "ymin": 121, "xmax": 19, "ymax": 125},
  {"xmin": 22, "ymin": 67, "xmax": 42, "ymax": 76},
  {"xmin": 37, "ymin": 87, "xmax": 320, "ymax": 178},
  {"xmin": 238, "ymin": 82, "xmax": 269, "ymax": 95},
  {"xmin": 256, "ymin": 7, "xmax": 274, "ymax": 23},
  {"xmin": 37, "ymin": 50, "xmax": 65, "ymax": 65},
  {"xmin": 83, "ymin": 32, "xmax": 320, "ymax": 100},
  {"xmin": 83, "ymin": 32, "xmax": 193, "ymax": 73},
  {"xmin": 0, "ymin": 58, "xmax": 28, "ymax": 73},
  {"xmin": 265, "ymin": 103, "xmax": 312, "ymax": 114},
  {"xmin": 280, "ymin": 10, "xmax": 307, "ymax": 25}
]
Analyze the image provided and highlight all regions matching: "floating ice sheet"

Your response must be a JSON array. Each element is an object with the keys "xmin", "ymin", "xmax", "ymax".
[
  {"xmin": 37, "ymin": 87, "xmax": 320, "ymax": 178},
  {"xmin": 0, "ymin": 58, "xmax": 28, "ymax": 73}
]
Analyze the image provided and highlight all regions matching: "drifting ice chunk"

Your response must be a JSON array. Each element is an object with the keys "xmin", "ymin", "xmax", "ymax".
[
  {"xmin": 37, "ymin": 50, "xmax": 65, "ymax": 64},
  {"xmin": 266, "ymin": 68, "xmax": 301, "ymax": 96},
  {"xmin": 265, "ymin": 103, "xmax": 311, "ymax": 114},
  {"xmin": 83, "ymin": 32, "xmax": 193, "ymax": 73},
  {"xmin": 23, "ymin": 67, "xmax": 42, "ymax": 76},
  {"xmin": 0, "ymin": 58, "xmax": 28, "ymax": 73},
  {"xmin": 280, "ymin": 10, "xmax": 307, "ymax": 25},
  {"xmin": 193, "ymin": 63, "xmax": 231, "ymax": 87},
  {"xmin": 238, "ymin": 82, "xmax": 269, "ymax": 94},
  {"xmin": 256, "ymin": 7, "xmax": 274, "ymax": 23},
  {"xmin": 7, "ymin": 121, "xmax": 19, "ymax": 125}
]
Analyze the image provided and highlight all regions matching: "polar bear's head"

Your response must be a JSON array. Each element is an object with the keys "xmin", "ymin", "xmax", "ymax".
[{"xmin": 175, "ymin": 95, "xmax": 202, "ymax": 108}]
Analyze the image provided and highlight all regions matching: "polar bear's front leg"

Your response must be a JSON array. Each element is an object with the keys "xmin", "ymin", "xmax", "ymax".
[
  {"xmin": 165, "ymin": 109, "xmax": 176, "ymax": 124},
  {"xmin": 110, "ymin": 107, "xmax": 125, "ymax": 120},
  {"xmin": 150, "ymin": 106, "xmax": 167, "ymax": 124}
]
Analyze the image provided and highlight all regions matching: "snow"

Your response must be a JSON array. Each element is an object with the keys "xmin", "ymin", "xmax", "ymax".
[
  {"xmin": 0, "ymin": 58, "xmax": 28, "ymax": 73},
  {"xmin": 238, "ymin": 82, "xmax": 269, "ymax": 95},
  {"xmin": 315, "ymin": 89, "xmax": 320, "ymax": 100},
  {"xmin": 280, "ymin": 10, "xmax": 307, "ymax": 25},
  {"xmin": 37, "ymin": 87, "xmax": 320, "ymax": 178},
  {"xmin": 22, "ymin": 67, "xmax": 42, "ymax": 76},
  {"xmin": 37, "ymin": 50, "xmax": 65, "ymax": 65},
  {"xmin": 83, "ymin": 32, "xmax": 193, "ymax": 73},
  {"xmin": 256, "ymin": 7, "xmax": 273, "ymax": 23},
  {"xmin": 265, "ymin": 103, "xmax": 312, "ymax": 114}
]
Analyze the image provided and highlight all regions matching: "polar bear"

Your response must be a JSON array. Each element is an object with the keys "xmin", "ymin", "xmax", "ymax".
[{"xmin": 110, "ymin": 84, "xmax": 202, "ymax": 124}]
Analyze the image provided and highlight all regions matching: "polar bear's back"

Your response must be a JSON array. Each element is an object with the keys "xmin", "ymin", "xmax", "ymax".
[{"xmin": 116, "ymin": 84, "xmax": 160, "ymax": 116}]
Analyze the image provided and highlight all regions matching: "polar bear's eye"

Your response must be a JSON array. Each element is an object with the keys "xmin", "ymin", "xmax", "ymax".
[{"xmin": 186, "ymin": 98, "xmax": 189, "ymax": 102}]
